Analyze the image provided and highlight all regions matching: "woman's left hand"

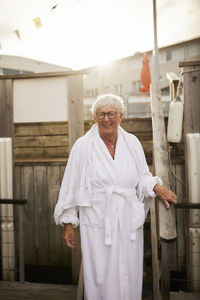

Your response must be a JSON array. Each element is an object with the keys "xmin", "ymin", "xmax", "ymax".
[{"xmin": 153, "ymin": 184, "xmax": 177, "ymax": 209}]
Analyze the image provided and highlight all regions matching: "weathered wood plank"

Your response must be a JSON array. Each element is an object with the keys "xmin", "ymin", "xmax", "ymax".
[
  {"xmin": 151, "ymin": 83, "xmax": 177, "ymax": 240},
  {"xmin": 13, "ymin": 166, "xmax": 21, "ymax": 279},
  {"xmin": 15, "ymin": 147, "xmax": 45, "ymax": 159},
  {"xmin": 67, "ymin": 74, "xmax": 84, "ymax": 149},
  {"xmin": 20, "ymin": 166, "xmax": 36, "ymax": 265},
  {"xmin": 15, "ymin": 122, "xmax": 68, "ymax": 137},
  {"xmin": 150, "ymin": 197, "xmax": 161, "ymax": 300},
  {"xmin": 59, "ymin": 165, "xmax": 72, "ymax": 268},
  {"xmin": 34, "ymin": 166, "xmax": 48, "ymax": 265},
  {"xmin": 176, "ymin": 164, "xmax": 186, "ymax": 270},
  {"xmin": 14, "ymin": 142, "xmax": 183, "ymax": 162},
  {"xmin": 0, "ymin": 281, "xmax": 77, "ymax": 300},
  {"xmin": 0, "ymin": 79, "xmax": 13, "ymax": 137},
  {"xmin": 167, "ymin": 164, "xmax": 178, "ymax": 272},
  {"xmin": 183, "ymin": 67, "xmax": 200, "ymax": 135},
  {"xmin": 121, "ymin": 118, "xmax": 152, "ymax": 133},
  {"xmin": 67, "ymin": 74, "xmax": 84, "ymax": 284},
  {"xmin": 14, "ymin": 147, "xmax": 69, "ymax": 159},
  {"xmin": 47, "ymin": 166, "xmax": 65, "ymax": 266},
  {"xmin": 14, "ymin": 118, "xmax": 164, "ymax": 137},
  {"xmin": 71, "ymin": 228, "xmax": 82, "ymax": 285},
  {"xmin": 14, "ymin": 135, "xmax": 69, "ymax": 147},
  {"xmin": 48, "ymin": 166, "xmax": 71, "ymax": 266},
  {"xmin": 13, "ymin": 118, "xmax": 185, "ymax": 162}
]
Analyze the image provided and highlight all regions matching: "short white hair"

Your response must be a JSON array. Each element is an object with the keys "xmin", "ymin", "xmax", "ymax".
[{"xmin": 91, "ymin": 94, "xmax": 125, "ymax": 115}]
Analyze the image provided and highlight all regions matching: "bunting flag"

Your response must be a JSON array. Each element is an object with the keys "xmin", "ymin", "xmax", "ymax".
[{"xmin": 33, "ymin": 17, "xmax": 42, "ymax": 29}]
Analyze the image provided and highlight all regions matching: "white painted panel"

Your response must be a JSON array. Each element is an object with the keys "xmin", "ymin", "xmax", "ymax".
[
  {"xmin": 189, "ymin": 228, "xmax": 200, "ymax": 292},
  {"xmin": 187, "ymin": 133, "xmax": 200, "ymax": 204},
  {"xmin": 14, "ymin": 77, "xmax": 68, "ymax": 122},
  {"xmin": 0, "ymin": 138, "xmax": 15, "ymax": 280},
  {"xmin": 187, "ymin": 133, "xmax": 200, "ymax": 227}
]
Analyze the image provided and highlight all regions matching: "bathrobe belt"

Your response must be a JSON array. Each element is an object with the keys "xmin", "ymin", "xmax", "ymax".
[{"xmin": 103, "ymin": 186, "xmax": 145, "ymax": 246}]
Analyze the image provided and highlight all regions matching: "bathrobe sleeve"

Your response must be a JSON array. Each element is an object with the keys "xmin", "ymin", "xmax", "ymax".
[
  {"xmin": 131, "ymin": 134, "xmax": 162, "ymax": 198},
  {"xmin": 58, "ymin": 207, "xmax": 79, "ymax": 227},
  {"xmin": 54, "ymin": 139, "xmax": 82, "ymax": 227}
]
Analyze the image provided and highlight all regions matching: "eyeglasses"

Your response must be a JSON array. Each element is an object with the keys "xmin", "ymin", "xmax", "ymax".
[{"xmin": 96, "ymin": 111, "xmax": 119, "ymax": 120}]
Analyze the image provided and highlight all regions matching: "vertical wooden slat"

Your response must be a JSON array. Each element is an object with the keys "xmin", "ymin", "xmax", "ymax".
[
  {"xmin": 168, "ymin": 164, "xmax": 177, "ymax": 272},
  {"xmin": 151, "ymin": 82, "xmax": 176, "ymax": 300},
  {"xmin": 149, "ymin": 165, "xmax": 160, "ymax": 299},
  {"xmin": 47, "ymin": 166, "xmax": 65, "ymax": 265},
  {"xmin": 18, "ymin": 205, "xmax": 25, "ymax": 282},
  {"xmin": 176, "ymin": 164, "xmax": 186, "ymax": 270},
  {"xmin": 13, "ymin": 166, "xmax": 21, "ymax": 279},
  {"xmin": 34, "ymin": 166, "xmax": 48, "ymax": 265},
  {"xmin": 59, "ymin": 165, "xmax": 72, "ymax": 267},
  {"xmin": 20, "ymin": 166, "xmax": 36, "ymax": 265},
  {"xmin": 67, "ymin": 74, "xmax": 84, "ymax": 284},
  {"xmin": 0, "ymin": 79, "xmax": 13, "ymax": 138},
  {"xmin": 67, "ymin": 74, "xmax": 84, "ymax": 149},
  {"xmin": 150, "ymin": 198, "xmax": 161, "ymax": 300}
]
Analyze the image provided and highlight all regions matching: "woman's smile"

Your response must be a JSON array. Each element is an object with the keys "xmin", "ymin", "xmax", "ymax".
[{"xmin": 94, "ymin": 105, "xmax": 123, "ymax": 138}]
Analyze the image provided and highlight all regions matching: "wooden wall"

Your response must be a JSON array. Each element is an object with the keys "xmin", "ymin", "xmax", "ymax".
[
  {"xmin": 14, "ymin": 118, "xmax": 184, "ymax": 164},
  {"xmin": 13, "ymin": 118, "xmax": 185, "ymax": 284}
]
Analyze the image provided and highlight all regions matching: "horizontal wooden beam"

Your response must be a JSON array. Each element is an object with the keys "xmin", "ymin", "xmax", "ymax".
[
  {"xmin": 179, "ymin": 60, "xmax": 200, "ymax": 67},
  {"xmin": 0, "ymin": 199, "xmax": 27, "ymax": 205},
  {"xmin": 14, "ymin": 135, "xmax": 69, "ymax": 147},
  {"xmin": 174, "ymin": 203, "xmax": 200, "ymax": 209},
  {"xmin": 0, "ymin": 70, "xmax": 86, "ymax": 80},
  {"xmin": 15, "ymin": 122, "xmax": 68, "ymax": 136}
]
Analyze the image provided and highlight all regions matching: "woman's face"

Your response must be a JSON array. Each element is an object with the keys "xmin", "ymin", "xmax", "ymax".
[{"xmin": 94, "ymin": 105, "xmax": 123, "ymax": 138}]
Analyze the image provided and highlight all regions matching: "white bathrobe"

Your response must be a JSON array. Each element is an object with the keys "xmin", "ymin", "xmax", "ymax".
[{"xmin": 54, "ymin": 124, "xmax": 161, "ymax": 300}]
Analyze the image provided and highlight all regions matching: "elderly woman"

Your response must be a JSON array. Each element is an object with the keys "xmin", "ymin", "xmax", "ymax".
[{"xmin": 54, "ymin": 94, "xmax": 177, "ymax": 300}]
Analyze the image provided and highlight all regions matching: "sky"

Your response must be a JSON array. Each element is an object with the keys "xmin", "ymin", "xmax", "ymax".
[{"xmin": 0, "ymin": 0, "xmax": 200, "ymax": 70}]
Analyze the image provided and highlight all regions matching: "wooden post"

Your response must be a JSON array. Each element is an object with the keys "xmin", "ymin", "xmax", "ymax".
[
  {"xmin": 0, "ymin": 79, "xmax": 13, "ymax": 138},
  {"xmin": 151, "ymin": 83, "xmax": 176, "ymax": 300},
  {"xmin": 67, "ymin": 74, "xmax": 84, "ymax": 285},
  {"xmin": 67, "ymin": 74, "xmax": 84, "ymax": 150},
  {"xmin": 150, "ymin": 198, "xmax": 161, "ymax": 300},
  {"xmin": 151, "ymin": 1, "xmax": 177, "ymax": 299},
  {"xmin": 0, "ymin": 78, "xmax": 15, "ymax": 280},
  {"xmin": 179, "ymin": 60, "xmax": 200, "ymax": 291}
]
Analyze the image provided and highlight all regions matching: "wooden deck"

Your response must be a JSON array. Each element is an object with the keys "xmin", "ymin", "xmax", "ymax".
[
  {"xmin": 0, "ymin": 281, "xmax": 77, "ymax": 300},
  {"xmin": 0, "ymin": 281, "xmax": 199, "ymax": 300}
]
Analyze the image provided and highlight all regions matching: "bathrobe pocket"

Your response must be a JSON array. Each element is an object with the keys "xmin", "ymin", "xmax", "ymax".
[{"xmin": 80, "ymin": 197, "xmax": 106, "ymax": 228}]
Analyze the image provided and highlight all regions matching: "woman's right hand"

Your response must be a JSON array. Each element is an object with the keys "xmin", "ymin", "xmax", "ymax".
[{"xmin": 62, "ymin": 223, "xmax": 76, "ymax": 248}]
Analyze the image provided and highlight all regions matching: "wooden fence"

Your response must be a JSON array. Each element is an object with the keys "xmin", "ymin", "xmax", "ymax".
[
  {"xmin": 13, "ymin": 118, "xmax": 185, "ymax": 285},
  {"xmin": 14, "ymin": 118, "xmax": 184, "ymax": 164}
]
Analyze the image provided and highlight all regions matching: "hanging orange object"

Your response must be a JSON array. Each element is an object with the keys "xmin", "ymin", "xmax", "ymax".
[{"xmin": 140, "ymin": 53, "xmax": 151, "ymax": 93}]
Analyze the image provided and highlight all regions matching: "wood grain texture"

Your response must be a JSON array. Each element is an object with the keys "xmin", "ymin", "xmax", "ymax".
[
  {"xmin": 13, "ymin": 119, "xmax": 184, "ymax": 163},
  {"xmin": 20, "ymin": 166, "xmax": 36, "ymax": 265},
  {"xmin": 34, "ymin": 166, "xmax": 48, "ymax": 265},
  {"xmin": 47, "ymin": 166, "xmax": 63, "ymax": 266},
  {"xmin": 0, "ymin": 79, "xmax": 13, "ymax": 137},
  {"xmin": 151, "ymin": 82, "xmax": 177, "ymax": 240},
  {"xmin": 67, "ymin": 74, "xmax": 84, "ymax": 150}
]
